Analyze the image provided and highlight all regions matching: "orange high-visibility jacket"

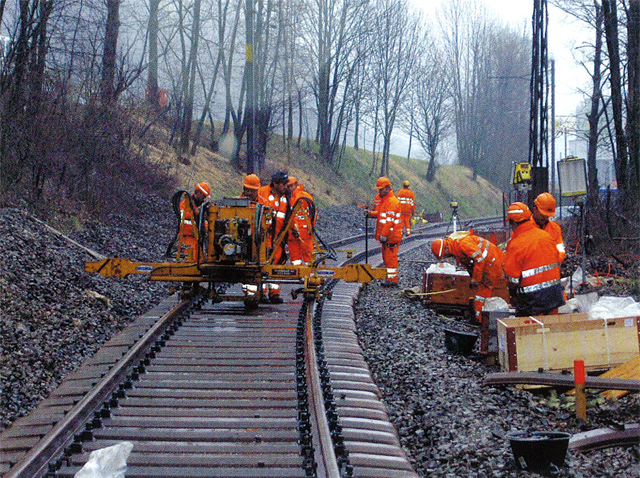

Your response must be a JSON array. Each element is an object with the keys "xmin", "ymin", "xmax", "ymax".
[
  {"xmin": 504, "ymin": 219, "xmax": 564, "ymax": 315},
  {"xmin": 543, "ymin": 220, "xmax": 566, "ymax": 263},
  {"xmin": 290, "ymin": 185, "xmax": 315, "ymax": 240},
  {"xmin": 179, "ymin": 197, "xmax": 199, "ymax": 239},
  {"xmin": 397, "ymin": 187, "xmax": 416, "ymax": 216},
  {"xmin": 369, "ymin": 191, "xmax": 402, "ymax": 244},
  {"xmin": 258, "ymin": 185, "xmax": 288, "ymax": 243},
  {"xmin": 447, "ymin": 234, "xmax": 505, "ymax": 285}
]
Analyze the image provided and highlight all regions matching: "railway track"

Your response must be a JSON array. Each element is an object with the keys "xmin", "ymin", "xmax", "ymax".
[{"xmin": 1, "ymin": 217, "xmax": 503, "ymax": 478}]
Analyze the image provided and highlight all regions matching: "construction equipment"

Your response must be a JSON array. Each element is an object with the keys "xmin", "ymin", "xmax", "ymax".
[{"xmin": 86, "ymin": 196, "xmax": 387, "ymax": 306}]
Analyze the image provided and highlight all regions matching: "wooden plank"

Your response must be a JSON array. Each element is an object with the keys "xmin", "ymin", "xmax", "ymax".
[
  {"xmin": 600, "ymin": 356, "xmax": 640, "ymax": 400},
  {"xmin": 497, "ymin": 314, "xmax": 640, "ymax": 373}
]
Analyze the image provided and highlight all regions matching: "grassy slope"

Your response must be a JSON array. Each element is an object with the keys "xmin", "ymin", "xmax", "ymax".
[{"xmin": 138, "ymin": 126, "xmax": 504, "ymax": 220}]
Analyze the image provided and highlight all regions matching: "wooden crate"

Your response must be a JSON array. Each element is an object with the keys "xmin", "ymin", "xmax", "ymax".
[
  {"xmin": 422, "ymin": 271, "xmax": 510, "ymax": 314},
  {"xmin": 497, "ymin": 313, "xmax": 640, "ymax": 373}
]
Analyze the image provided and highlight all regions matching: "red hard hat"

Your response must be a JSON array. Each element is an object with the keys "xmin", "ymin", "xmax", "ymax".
[
  {"xmin": 243, "ymin": 174, "xmax": 260, "ymax": 190},
  {"xmin": 195, "ymin": 181, "xmax": 211, "ymax": 197},
  {"xmin": 431, "ymin": 238, "xmax": 449, "ymax": 259},
  {"xmin": 534, "ymin": 192, "xmax": 556, "ymax": 217},
  {"xmin": 507, "ymin": 202, "xmax": 532, "ymax": 223},
  {"xmin": 375, "ymin": 177, "xmax": 392, "ymax": 190}
]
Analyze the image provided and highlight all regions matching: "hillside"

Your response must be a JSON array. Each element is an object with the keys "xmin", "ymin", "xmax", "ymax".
[{"xmin": 138, "ymin": 124, "xmax": 504, "ymax": 221}]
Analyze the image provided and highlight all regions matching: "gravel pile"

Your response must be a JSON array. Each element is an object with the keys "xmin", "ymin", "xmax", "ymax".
[
  {"xmin": 355, "ymin": 244, "xmax": 639, "ymax": 478},
  {"xmin": 1, "ymin": 197, "xmax": 638, "ymax": 478}
]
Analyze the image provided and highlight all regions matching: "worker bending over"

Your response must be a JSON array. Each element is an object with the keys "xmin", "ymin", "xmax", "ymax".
[
  {"xmin": 532, "ymin": 192, "xmax": 566, "ymax": 263},
  {"xmin": 503, "ymin": 202, "xmax": 565, "ymax": 316},
  {"xmin": 431, "ymin": 231, "xmax": 505, "ymax": 324},
  {"xmin": 179, "ymin": 181, "xmax": 210, "ymax": 262},
  {"xmin": 397, "ymin": 180, "xmax": 416, "ymax": 236},
  {"xmin": 366, "ymin": 177, "xmax": 402, "ymax": 286},
  {"xmin": 287, "ymin": 177, "xmax": 315, "ymax": 266}
]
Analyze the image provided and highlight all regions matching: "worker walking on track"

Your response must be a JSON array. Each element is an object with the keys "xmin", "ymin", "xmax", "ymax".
[
  {"xmin": 397, "ymin": 180, "xmax": 416, "ymax": 237},
  {"xmin": 287, "ymin": 177, "xmax": 316, "ymax": 266},
  {"xmin": 431, "ymin": 232, "xmax": 505, "ymax": 324},
  {"xmin": 179, "ymin": 181, "xmax": 210, "ymax": 262},
  {"xmin": 256, "ymin": 171, "xmax": 290, "ymax": 303},
  {"xmin": 503, "ymin": 202, "xmax": 565, "ymax": 316},
  {"xmin": 366, "ymin": 177, "xmax": 402, "ymax": 286},
  {"xmin": 532, "ymin": 192, "xmax": 566, "ymax": 263}
]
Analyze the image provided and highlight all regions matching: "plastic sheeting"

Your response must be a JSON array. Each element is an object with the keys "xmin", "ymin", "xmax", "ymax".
[{"xmin": 74, "ymin": 442, "xmax": 133, "ymax": 478}]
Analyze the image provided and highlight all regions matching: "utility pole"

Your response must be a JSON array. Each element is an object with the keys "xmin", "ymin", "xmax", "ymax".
[{"xmin": 529, "ymin": 0, "xmax": 550, "ymax": 200}]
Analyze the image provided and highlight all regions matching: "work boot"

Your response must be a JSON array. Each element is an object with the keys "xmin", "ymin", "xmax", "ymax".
[{"xmin": 270, "ymin": 294, "xmax": 284, "ymax": 304}]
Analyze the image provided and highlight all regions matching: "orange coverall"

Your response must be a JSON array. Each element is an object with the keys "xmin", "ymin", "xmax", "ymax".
[
  {"xmin": 504, "ymin": 219, "xmax": 565, "ymax": 316},
  {"xmin": 288, "ymin": 185, "xmax": 315, "ymax": 265},
  {"xmin": 369, "ymin": 191, "xmax": 402, "ymax": 283},
  {"xmin": 179, "ymin": 197, "xmax": 200, "ymax": 261},
  {"xmin": 447, "ymin": 234, "xmax": 505, "ymax": 323},
  {"xmin": 397, "ymin": 187, "xmax": 416, "ymax": 236}
]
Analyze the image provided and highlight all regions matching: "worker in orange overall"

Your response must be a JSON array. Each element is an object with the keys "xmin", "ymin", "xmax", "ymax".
[
  {"xmin": 179, "ymin": 181, "xmax": 210, "ymax": 262},
  {"xmin": 366, "ymin": 177, "xmax": 402, "ymax": 286},
  {"xmin": 256, "ymin": 171, "xmax": 290, "ymax": 303},
  {"xmin": 287, "ymin": 177, "xmax": 316, "ymax": 265},
  {"xmin": 431, "ymin": 232, "xmax": 506, "ymax": 324},
  {"xmin": 503, "ymin": 202, "xmax": 565, "ymax": 316},
  {"xmin": 532, "ymin": 192, "xmax": 566, "ymax": 263},
  {"xmin": 397, "ymin": 180, "xmax": 416, "ymax": 237}
]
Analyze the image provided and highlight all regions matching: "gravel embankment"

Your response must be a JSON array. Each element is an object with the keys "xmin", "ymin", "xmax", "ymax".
[{"xmin": 1, "ymin": 197, "xmax": 638, "ymax": 478}]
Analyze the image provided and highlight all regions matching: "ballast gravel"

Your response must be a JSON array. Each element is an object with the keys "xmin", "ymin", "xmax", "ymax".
[{"xmin": 0, "ymin": 196, "xmax": 638, "ymax": 478}]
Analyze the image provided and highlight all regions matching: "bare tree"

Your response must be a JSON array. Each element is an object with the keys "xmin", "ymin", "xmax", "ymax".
[
  {"xmin": 411, "ymin": 33, "xmax": 451, "ymax": 182},
  {"xmin": 101, "ymin": 0, "xmax": 120, "ymax": 104},
  {"xmin": 369, "ymin": 0, "xmax": 421, "ymax": 177}
]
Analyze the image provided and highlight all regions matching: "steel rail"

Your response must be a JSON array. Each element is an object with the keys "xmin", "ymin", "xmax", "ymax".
[{"xmin": 5, "ymin": 299, "xmax": 192, "ymax": 478}]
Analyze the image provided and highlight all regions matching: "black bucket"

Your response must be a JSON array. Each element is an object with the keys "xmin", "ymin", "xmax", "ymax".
[
  {"xmin": 507, "ymin": 431, "xmax": 571, "ymax": 475},
  {"xmin": 443, "ymin": 328, "xmax": 478, "ymax": 355}
]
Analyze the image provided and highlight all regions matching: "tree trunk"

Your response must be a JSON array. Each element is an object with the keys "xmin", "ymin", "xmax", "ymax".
[
  {"xmin": 626, "ymin": 0, "xmax": 640, "ymax": 196},
  {"xmin": 147, "ymin": 0, "xmax": 160, "ymax": 108},
  {"xmin": 179, "ymin": 0, "xmax": 202, "ymax": 155},
  {"xmin": 586, "ymin": 1, "xmax": 603, "ymax": 209},
  {"xmin": 602, "ymin": 0, "xmax": 629, "ymax": 197},
  {"xmin": 101, "ymin": 0, "xmax": 120, "ymax": 105}
]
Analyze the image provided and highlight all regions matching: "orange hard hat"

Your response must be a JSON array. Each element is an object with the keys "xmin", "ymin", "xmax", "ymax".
[
  {"xmin": 243, "ymin": 174, "xmax": 260, "ymax": 190},
  {"xmin": 375, "ymin": 176, "xmax": 392, "ymax": 190},
  {"xmin": 534, "ymin": 192, "xmax": 556, "ymax": 217},
  {"xmin": 288, "ymin": 176, "xmax": 298, "ymax": 186},
  {"xmin": 431, "ymin": 238, "xmax": 449, "ymax": 259},
  {"xmin": 507, "ymin": 202, "xmax": 532, "ymax": 223},
  {"xmin": 195, "ymin": 181, "xmax": 211, "ymax": 197}
]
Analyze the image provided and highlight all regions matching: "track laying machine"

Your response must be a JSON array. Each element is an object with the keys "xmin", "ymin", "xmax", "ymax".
[{"xmin": 86, "ymin": 194, "xmax": 387, "ymax": 306}]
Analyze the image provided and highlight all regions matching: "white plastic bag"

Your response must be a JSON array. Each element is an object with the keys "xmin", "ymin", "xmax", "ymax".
[
  {"xmin": 74, "ymin": 442, "xmax": 134, "ymax": 478},
  {"xmin": 483, "ymin": 296, "xmax": 509, "ymax": 312},
  {"xmin": 587, "ymin": 296, "xmax": 640, "ymax": 320},
  {"xmin": 425, "ymin": 262, "xmax": 467, "ymax": 275}
]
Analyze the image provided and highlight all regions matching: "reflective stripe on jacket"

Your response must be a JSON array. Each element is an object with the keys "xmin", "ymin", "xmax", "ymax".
[{"xmin": 397, "ymin": 187, "xmax": 416, "ymax": 215}]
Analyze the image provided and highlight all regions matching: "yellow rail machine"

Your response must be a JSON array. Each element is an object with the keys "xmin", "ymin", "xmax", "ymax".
[{"xmin": 86, "ymin": 195, "xmax": 387, "ymax": 306}]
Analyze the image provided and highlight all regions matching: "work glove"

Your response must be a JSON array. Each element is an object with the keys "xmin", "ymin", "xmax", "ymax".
[{"xmin": 380, "ymin": 235, "xmax": 387, "ymax": 243}]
